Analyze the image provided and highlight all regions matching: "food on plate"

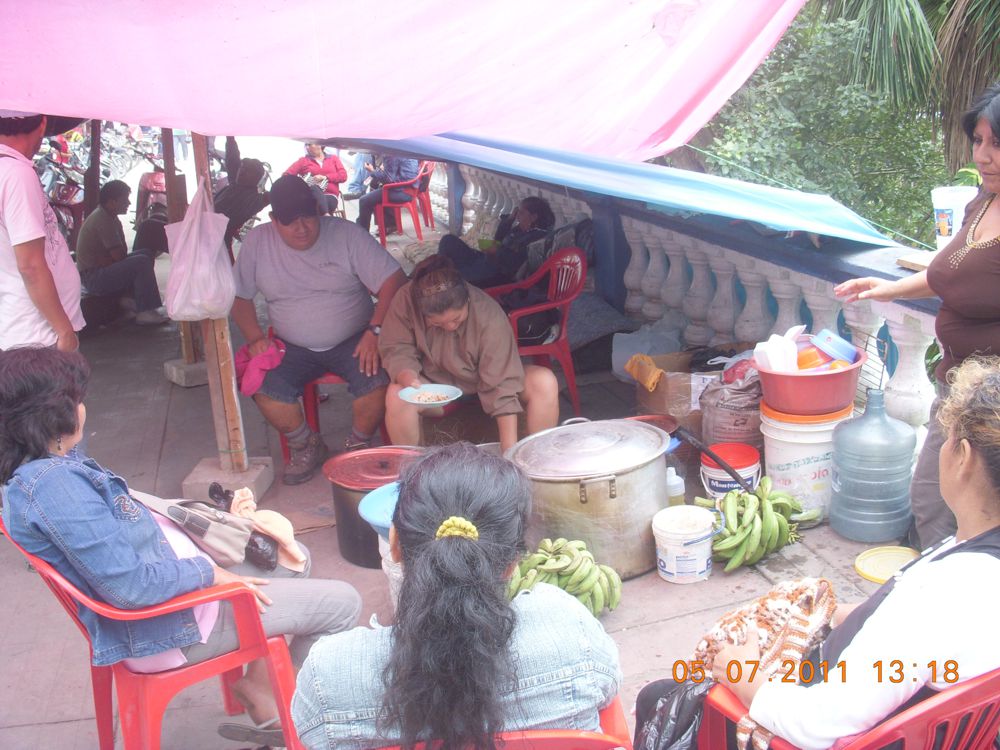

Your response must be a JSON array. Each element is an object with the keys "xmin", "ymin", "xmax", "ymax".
[{"xmin": 411, "ymin": 390, "xmax": 453, "ymax": 404}]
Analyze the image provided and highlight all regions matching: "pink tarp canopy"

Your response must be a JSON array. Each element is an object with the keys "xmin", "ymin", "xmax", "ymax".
[{"xmin": 0, "ymin": 0, "xmax": 805, "ymax": 161}]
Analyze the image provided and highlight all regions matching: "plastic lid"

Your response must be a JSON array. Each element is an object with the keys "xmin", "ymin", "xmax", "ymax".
[
  {"xmin": 666, "ymin": 466, "xmax": 685, "ymax": 495},
  {"xmin": 700, "ymin": 442, "xmax": 759, "ymax": 470},
  {"xmin": 854, "ymin": 546, "xmax": 919, "ymax": 584},
  {"xmin": 812, "ymin": 329, "xmax": 859, "ymax": 363},
  {"xmin": 323, "ymin": 447, "xmax": 423, "ymax": 491},
  {"xmin": 505, "ymin": 419, "xmax": 671, "ymax": 480},
  {"xmin": 760, "ymin": 401, "xmax": 855, "ymax": 424}
]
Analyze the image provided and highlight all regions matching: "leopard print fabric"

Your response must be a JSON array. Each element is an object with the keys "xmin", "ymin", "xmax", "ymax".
[{"xmin": 692, "ymin": 578, "xmax": 838, "ymax": 750}]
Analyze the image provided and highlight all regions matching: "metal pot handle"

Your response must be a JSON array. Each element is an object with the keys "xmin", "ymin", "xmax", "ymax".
[
  {"xmin": 561, "ymin": 417, "xmax": 591, "ymax": 426},
  {"xmin": 578, "ymin": 474, "xmax": 616, "ymax": 504},
  {"xmin": 682, "ymin": 508, "xmax": 727, "ymax": 547}
]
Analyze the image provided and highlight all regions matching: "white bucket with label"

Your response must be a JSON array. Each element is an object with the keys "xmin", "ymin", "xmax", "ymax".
[
  {"xmin": 759, "ymin": 401, "xmax": 855, "ymax": 519},
  {"xmin": 931, "ymin": 186, "xmax": 979, "ymax": 250},
  {"xmin": 651, "ymin": 505, "xmax": 721, "ymax": 584},
  {"xmin": 699, "ymin": 442, "xmax": 761, "ymax": 500}
]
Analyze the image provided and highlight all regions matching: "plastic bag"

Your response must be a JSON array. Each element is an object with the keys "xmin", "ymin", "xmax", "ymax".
[
  {"xmin": 635, "ymin": 679, "xmax": 713, "ymax": 750},
  {"xmin": 699, "ymin": 367, "xmax": 764, "ymax": 451},
  {"xmin": 612, "ymin": 315, "xmax": 684, "ymax": 383},
  {"xmin": 165, "ymin": 177, "xmax": 235, "ymax": 320}
]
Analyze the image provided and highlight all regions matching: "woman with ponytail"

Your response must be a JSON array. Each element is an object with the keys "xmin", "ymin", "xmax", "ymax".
[
  {"xmin": 292, "ymin": 443, "xmax": 621, "ymax": 750},
  {"xmin": 378, "ymin": 255, "xmax": 559, "ymax": 453}
]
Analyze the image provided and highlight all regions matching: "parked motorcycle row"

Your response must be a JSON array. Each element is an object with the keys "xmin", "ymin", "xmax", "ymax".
[{"xmin": 32, "ymin": 124, "xmax": 271, "ymax": 253}]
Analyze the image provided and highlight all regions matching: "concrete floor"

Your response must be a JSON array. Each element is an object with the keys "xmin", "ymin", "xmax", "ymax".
[{"xmin": 0, "ymin": 221, "xmax": 883, "ymax": 749}]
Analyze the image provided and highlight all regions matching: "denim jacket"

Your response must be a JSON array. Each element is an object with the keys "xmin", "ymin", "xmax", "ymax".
[
  {"xmin": 292, "ymin": 583, "xmax": 622, "ymax": 750},
  {"xmin": 2, "ymin": 454, "xmax": 214, "ymax": 666}
]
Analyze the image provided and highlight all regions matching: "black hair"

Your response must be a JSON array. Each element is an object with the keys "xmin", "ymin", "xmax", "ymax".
[
  {"xmin": 0, "ymin": 348, "xmax": 90, "ymax": 483},
  {"xmin": 962, "ymin": 82, "xmax": 1000, "ymax": 141},
  {"xmin": 99, "ymin": 179, "xmax": 130, "ymax": 205},
  {"xmin": 409, "ymin": 255, "xmax": 470, "ymax": 316},
  {"xmin": 0, "ymin": 114, "xmax": 44, "ymax": 137},
  {"xmin": 381, "ymin": 442, "xmax": 531, "ymax": 750},
  {"xmin": 520, "ymin": 196, "xmax": 555, "ymax": 230}
]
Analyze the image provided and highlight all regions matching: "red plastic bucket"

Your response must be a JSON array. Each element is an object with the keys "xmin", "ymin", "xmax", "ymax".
[{"xmin": 699, "ymin": 442, "xmax": 761, "ymax": 499}]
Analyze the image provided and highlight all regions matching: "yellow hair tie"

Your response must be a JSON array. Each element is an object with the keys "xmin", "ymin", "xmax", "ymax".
[{"xmin": 435, "ymin": 516, "xmax": 479, "ymax": 541}]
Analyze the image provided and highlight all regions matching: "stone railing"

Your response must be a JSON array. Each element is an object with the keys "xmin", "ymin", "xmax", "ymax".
[{"xmin": 428, "ymin": 164, "xmax": 938, "ymax": 432}]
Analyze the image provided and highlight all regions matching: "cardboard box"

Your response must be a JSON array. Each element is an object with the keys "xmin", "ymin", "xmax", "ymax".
[{"xmin": 635, "ymin": 351, "xmax": 719, "ymax": 420}]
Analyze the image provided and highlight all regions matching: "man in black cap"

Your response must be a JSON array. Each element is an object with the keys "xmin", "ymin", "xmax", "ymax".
[
  {"xmin": 0, "ymin": 111, "xmax": 84, "ymax": 351},
  {"xmin": 230, "ymin": 175, "xmax": 407, "ymax": 484}
]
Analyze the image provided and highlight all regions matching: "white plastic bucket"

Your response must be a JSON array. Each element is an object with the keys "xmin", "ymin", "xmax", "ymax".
[
  {"xmin": 931, "ymin": 186, "xmax": 979, "ymax": 250},
  {"xmin": 759, "ymin": 402, "xmax": 854, "ymax": 519},
  {"xmin": 699, "ymin": 443, "xmax": 761, "ymax": 500},
  {"xmin": 651, "ymin": 505, "xmax": 720, "ymax": 584}
]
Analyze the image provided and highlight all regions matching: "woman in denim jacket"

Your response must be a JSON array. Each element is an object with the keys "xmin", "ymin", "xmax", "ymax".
[
  {"xmin": 0, "ymin": 347, "xmax": 361, "ymax": 747},
  {"xmin": 291, "ymin": 442, "xmax": 621, "ymax": 750}
]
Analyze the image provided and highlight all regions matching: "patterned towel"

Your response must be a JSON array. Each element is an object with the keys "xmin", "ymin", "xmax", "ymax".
[{"xmin": 692, "ymin": 578, "xmax": 838, "ymax": 750}]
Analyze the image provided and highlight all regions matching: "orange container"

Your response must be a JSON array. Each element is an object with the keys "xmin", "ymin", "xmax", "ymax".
[
  {"xmin": 796, "ymin": 345, "xmax": 833, "ymax": 370},
  {"xmin": 754, "ymin": 348, "xmax": 866, "ymax": 415}
]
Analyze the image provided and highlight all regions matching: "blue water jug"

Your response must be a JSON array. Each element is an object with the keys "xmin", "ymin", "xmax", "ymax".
[{"xmin": 829, "ymin": 389, "xmax": 916, "ymax": 542}]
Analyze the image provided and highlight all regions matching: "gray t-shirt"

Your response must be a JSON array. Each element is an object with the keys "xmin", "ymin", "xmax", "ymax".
[{"xmin": 233, "ymin": 217, "xmax": 400, "ymax": 350}]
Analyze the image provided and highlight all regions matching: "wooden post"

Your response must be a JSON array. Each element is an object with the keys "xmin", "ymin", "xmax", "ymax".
[
  {"xmin": 192, "ymin": 131, "xmax": 248, "ymax": 473},
  {"xmin": 84, "ymin": 120, "xmax": 101, "ymax": 216}
]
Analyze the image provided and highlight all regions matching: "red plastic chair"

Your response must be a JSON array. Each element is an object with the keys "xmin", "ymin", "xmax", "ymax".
[
  {"xmin": 698, "ymin": 675, "xmax": 1000, "ymax": 750},
  {"xmin": 0, "ymin": 518, "xmax": 304, "ymax": 750},
  {"xmin": 372, "ymin": 695, "xmax": 632, "ymax": 750},
  {"xmin": 415, "ymin": 161, "xmax": 437, "ymax": 229},
  {"xmin": 485, "ymin": 247, "xmax": 587, "ymax": 415},
  {"xmin": 374, "ymin": 170, "xmax": 423, "ymax": 248}
]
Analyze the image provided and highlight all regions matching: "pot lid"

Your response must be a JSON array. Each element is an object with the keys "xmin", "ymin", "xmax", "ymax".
[
  {"xmin": 323, "ymin": 446, "xmax": 422, "ymax": 490},
  {"xmin": 505, "ymin": 419, "xmax": 671, "ymax": 480}
]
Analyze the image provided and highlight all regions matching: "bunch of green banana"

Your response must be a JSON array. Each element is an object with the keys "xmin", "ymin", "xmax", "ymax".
[
  {"xmin": 506, "ymin": 537, "xmax": 622, "ymax": 618},
  {"xmin": 693, "ymin": 476, "xmax": 821, "ymax": 573}
]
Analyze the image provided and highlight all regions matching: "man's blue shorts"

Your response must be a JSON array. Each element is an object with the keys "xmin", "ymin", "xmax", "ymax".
[{"xmin": 257, "ymin": 330, "xmax": 389, "ymax": 404}]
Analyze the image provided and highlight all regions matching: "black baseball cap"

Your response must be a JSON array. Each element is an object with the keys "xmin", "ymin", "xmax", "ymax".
[{"xmin": 270, "ymin": 175, "xmax": 318, "ymax": 225}]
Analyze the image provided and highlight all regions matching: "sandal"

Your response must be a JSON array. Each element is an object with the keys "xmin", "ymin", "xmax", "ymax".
[{"xmin": 218, "ymin": 718, "xmax": 285, "ymax": 747}]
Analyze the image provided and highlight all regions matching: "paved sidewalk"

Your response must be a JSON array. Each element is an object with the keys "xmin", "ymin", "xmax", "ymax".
[{"xmin": 0, "ymin": 311, "xmax": 881, "ymax": 749}]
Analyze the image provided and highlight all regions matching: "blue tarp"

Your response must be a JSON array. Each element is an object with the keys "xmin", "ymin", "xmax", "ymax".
[{"xmin": 354, "ymin": 133, "xmax": 902, "ymax": 250}]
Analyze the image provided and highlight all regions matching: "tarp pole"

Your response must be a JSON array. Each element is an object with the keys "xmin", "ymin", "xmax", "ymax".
[
  {"xmin": 192, "ymin": 132, "xmax": 248, "ymax": 473},
  {"xmin": 84, "ymin": 120, "xmax": 101, "ymax": 217}
]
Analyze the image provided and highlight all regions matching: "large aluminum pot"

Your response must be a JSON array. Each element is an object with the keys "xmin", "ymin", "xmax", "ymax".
[{"xmin": 505, "ymin": 419, "xmax": 671, "ymax": 579}]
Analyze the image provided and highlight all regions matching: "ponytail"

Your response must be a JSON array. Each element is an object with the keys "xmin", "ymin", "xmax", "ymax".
[{"xmin": 381, "ymin": 443, "xmax": 531, "ymax": 750}]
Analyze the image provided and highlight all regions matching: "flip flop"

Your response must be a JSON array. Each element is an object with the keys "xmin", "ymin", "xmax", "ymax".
[{"xmin": 218, "ymin": 719, "xmax": 285, "ymax": 747}]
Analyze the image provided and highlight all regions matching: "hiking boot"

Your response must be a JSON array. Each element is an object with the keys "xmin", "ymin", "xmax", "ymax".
[
  {"xmin": 283, "ymin": 433, "xmax": 329, "ymax": 485},
  {"xmin": 343, "ymin": 434, "xmax": 374, "ymax": 452}
]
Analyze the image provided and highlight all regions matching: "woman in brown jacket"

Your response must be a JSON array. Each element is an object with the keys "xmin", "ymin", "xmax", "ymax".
[{"xmin": 378, "ymin": 256, "xmax": 559, "ymax": 453}]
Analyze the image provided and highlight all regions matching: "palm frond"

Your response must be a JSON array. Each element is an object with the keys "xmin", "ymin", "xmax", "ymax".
[
  {"xmin": 824, "ymin": 0, "xmax": 939, "ymax": 108},
  {"xmin": 937, "ymin": 0, "xmax": 1000, "ymax": 172}
]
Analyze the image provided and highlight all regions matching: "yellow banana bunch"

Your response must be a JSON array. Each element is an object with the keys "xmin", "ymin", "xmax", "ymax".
[
  {"xmin": 694, "ymin": 477, "xmax": 820, "ymax": 573},
  {"xmin": 508, "ymin": 538, "xmax": 622, "ymax": 617}
]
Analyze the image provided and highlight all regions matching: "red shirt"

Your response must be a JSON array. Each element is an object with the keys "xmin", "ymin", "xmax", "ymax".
[{"xmin": 284, "ymin": 154, "xmax": 348, "ymax": 195}]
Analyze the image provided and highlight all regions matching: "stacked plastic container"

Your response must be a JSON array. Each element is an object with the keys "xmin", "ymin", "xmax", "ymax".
[{"xmin": 754, "ymin": 329, "xmax": 865, "ymax": 519}]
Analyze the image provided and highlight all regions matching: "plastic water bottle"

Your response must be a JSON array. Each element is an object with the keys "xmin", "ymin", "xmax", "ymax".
[
  {"xmin": 666, "ymin": 466, "xmax": 686, "ymax": 506},
  {"xmin": 829, "ymin": 389, "xmax": 916, "ymax": 542}
]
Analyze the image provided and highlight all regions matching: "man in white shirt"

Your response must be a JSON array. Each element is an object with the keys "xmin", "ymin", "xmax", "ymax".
[{"xmin": 0, "ymin": 111, "xmax": 84, "ymax": 351}]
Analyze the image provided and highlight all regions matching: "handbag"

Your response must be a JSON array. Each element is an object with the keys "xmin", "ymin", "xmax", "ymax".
[{"xmin": 130, "ymin": 489, "xmax": 253, "ymax": 568}]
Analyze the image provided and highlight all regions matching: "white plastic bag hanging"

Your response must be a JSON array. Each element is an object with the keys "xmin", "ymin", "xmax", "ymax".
[{"xmin": 164, "ymin": 178, "xmax": 235, "ymax": 320}]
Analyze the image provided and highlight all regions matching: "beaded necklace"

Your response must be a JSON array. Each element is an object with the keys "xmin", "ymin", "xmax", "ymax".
[{"xmin": 948, "ymin": 195, "xmax": 1000, "ymax": 269}]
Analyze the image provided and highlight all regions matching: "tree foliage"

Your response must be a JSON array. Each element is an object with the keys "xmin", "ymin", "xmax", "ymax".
[{"xmin": 681, "ymin": 16, "xmax": 949, "ymax": 247}]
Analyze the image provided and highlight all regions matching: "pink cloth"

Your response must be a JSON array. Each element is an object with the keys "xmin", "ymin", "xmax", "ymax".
[
  {"xmin": 0, "ymin": 0, "xmax": 806, "ymax": 162},
  {"xmin": 235, "ymin": 338, "xmax": 286, "ymax": 397},
  {"xmin": 122, "ymin": 514, "xmax": 219, "ymax": 674}
]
